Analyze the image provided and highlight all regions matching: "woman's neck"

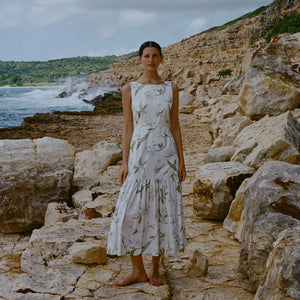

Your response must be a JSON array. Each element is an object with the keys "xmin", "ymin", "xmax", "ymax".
[{"xmin": 138, "ymin": 72, "xmax": 163, "ymax": 84}]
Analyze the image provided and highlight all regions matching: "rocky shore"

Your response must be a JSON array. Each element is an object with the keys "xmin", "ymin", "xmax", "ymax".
[{"xmin": 1, "ymin": 0, "xmax": 300, "ymax": 299}]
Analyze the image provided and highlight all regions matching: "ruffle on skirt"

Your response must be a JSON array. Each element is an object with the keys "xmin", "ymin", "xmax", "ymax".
[{"xmin": 107, "ymin": 175, "xmax": 187, "ymax": 256}]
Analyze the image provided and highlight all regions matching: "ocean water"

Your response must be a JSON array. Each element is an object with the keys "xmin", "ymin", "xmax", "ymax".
[{"xmin": 0, "ymin": 81, "xmax": 107, "ymax": 128}]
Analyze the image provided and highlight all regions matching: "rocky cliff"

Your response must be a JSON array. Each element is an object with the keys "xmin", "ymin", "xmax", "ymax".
[{"xmin": 1, "ymin": 0, "xmax": 300, "ymax": 299}]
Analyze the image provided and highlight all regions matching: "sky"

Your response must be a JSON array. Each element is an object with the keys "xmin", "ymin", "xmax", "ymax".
[{"xmin": 0, "ymin": 0, "xmax": 272, "ymax": 62}]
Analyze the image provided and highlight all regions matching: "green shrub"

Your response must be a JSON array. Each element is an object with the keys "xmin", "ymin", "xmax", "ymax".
[
  {"xmin": 218, "ymin": 69, "xmax": 232, "ymax": 77},
  {"xmin": 266, "ymin": 13, "xmax": 300, "ymax": 42}
]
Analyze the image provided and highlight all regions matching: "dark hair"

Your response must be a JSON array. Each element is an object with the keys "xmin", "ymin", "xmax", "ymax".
[{"xmin": 139, "ymin": 41, "xmax": 162, "ymax": 57}]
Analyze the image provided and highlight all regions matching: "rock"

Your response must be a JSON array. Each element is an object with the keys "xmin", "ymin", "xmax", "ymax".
[
  {"xmin": 239, "ymin": 161, "xmax": 300, "ymax": 291},
  {"xmin": 211, "ymin": 113, "xmax": 253, "ymax": 149},
  {"xmin": 179, "ymin": 92, "xmax": 194, "ymax": 107},
  {"xmin": 73, "ymin": 141, "xmax": 122, "ymax": 188},
  {"xmin": 222, "ymin": 75, "xmax": 244, "ymax": 95},
  {"xmin": 57, "ymin": 91, "xmax": 69, "ymax": 98},
  {"xmin": 0, "ymin": 137, "xmax": 75, "ymax": 233},
  {"xmin": 193, "ymin": 162, "xmax": 255, "ymax": 220},
  {"xmin": 69, "ymin": 241, "xmax": 108, "ymax": 265},
  {"xmin": 223, "ymin": 179, "xmax": 249, "ymax": 242},
  {"xmin": 44, "ymin": 202, "xmax": 79, "ymax": 226},
  {"xmin": 179, "ymin": 105, "xmax": 195, "ymax": 114},
  {"xmin": 204, "ymin": 146, "xmax": 236, "ymax": 163},
  {"xmin": 82, "ymin": 197, "xmax": 116, "ymax": 219},
  {"xmin": 21, "ymin": 218, "xmax": 110, "ymax": 275},
  {"xmin": 239, "ymin": 33, "xmax": 300, "ymax": 120},
  {"xmin": 72, "ymin": 189, "xmax": 94, "ymax": 208},
  {"xmin": 186, "ymin": 250, "xmax": 208, "ymax": 277},
  {"xmin": 231, "ymin": 111, "xmax": 300, "ymax": 168},
  {"xmin": 254, "ymin": 227, "xmax": 300, "ymax": 300}
]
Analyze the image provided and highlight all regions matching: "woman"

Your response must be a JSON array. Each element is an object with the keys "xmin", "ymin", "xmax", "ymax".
[{"xmin": 107, "ymin": 41, "xmax": 187, "ymax": 287}]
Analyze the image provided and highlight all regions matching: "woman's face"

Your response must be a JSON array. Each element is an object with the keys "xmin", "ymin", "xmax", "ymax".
[{"xmin": 139, "ymin": 47, "xmax": 163, "ymax": 71}]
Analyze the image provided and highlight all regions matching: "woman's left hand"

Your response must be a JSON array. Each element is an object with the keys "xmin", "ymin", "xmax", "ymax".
[{"xmin": 178, "ymin": 163, "xmax": 186, "ymax": 183}]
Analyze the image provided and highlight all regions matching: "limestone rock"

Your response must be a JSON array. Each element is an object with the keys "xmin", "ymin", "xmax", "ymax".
[
  {"xmin": 72, "ymin": 189, "xmax": 94, "ymax": 208},
  {"xmin": 179, "ymin": 91, "xmax": 194, "ymax": 107},
  {"xmin": 69, "ymin": 241, "xmax": 108, "ymax": 265},
  {"xmin": 239, "ymin": 33, "xmax": 300, "ymax": 120},
  {"xmin": 231, "ymin": 111, "xmax": 300, "ymax": 168},
  {"xmin": 0, "ymin": 137, "xmax": 75, "ymax": 233},
  {"xmin": 204, "ymin": 146, "xmax": 236, "ymax": 163},
  {"xmin": 73, "ymin": 141, "xmax": 122, "ymax": 188},
  {"xmin": 239, "ymin": 161, "xmax": 300, "ymax": 291},
  {"xmin": 223, "ymin": 179, "xmax": 249, "ymax": 242},
  {"xmin": 211, "ymin": 113, "xmax": 253, "ymax": 149},
  {"xmin": 44, "ymin": 202, "xmax": 79, "ymax": 226},
  {"xmin": 254, "ymin": 227, "xmax": 300, "ymax": 300},
  {"xmin": 193, "ymin": 162, "xmax": 255, "ymax": 220},
  {"xmin": 83, "ymin": 197, "xmax": 116, "ymax": 219},
  {"xmin": 21, "ymin": 218, "xmax": 110, "ymax": 275},
  {"xmin": 186, "ymin": 250, "xmax": 208, "ymax": 277}
]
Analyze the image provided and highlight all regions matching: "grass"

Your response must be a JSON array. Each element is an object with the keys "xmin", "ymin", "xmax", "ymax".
[{"xmin": 265, "ymin": 13, "xmax": 300, "ymax": 42}]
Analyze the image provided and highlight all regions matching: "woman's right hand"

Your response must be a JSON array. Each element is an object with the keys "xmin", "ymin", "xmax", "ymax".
[{"xmin": 119, "ymin": 164, "xmax": 128, "ymax": 185}]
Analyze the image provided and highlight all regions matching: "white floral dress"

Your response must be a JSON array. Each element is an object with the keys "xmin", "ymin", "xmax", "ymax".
[{"xmin": 107, "ymin": 81, "xmax": 187, "ymax": 256}]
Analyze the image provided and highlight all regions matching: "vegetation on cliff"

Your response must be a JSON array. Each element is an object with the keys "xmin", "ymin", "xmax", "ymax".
[
  {"xmin": 0, "ymin": 52, "xmax": 137, "ymax": 87},
  {"xmin": 265, "ymin": 13, "xmax": 300, "ymax": 42}
]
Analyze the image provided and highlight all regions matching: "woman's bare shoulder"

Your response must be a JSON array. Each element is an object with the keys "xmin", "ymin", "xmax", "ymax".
[{"xmin": 122, "ymin": 82, "xmax": 132, "ymax": 96}]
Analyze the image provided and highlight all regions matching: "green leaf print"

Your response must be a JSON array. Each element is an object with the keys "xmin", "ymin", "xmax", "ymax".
[
  {"xmin": 132, "ymin": 228, "xmax": 138, "ymax": 235},
  {"xmin": 142, "ymin": 241, "xmax": 151, "ymax": 252},
  {"xmin": 135, "ymin": 84, "xmax": 145, "ymax": 96},
  {"xmin": 136, "ymin": 131, "xmax": 150, "ymax": 149},
  {"xmin": 167, "ymin": 159, "xmax": 178, "ymax": 171}
]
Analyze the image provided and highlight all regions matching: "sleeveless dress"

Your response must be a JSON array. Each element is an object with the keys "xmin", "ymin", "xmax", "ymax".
[{"xmin": 107, "ymin": 81, "xmax": 187, "ymax": 256}]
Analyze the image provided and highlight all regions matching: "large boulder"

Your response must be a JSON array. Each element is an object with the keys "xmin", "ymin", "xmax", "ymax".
[
  {"xmin": 0, "ymin": 137, "xmax": 75, "ymax": 233},
  {"xmin": 210, "ymin": 113, "xmax": 253, "ymax": 149},
  {"xmin": 73, "ymin": 141, "xmax": 122, "ymax": 188},
  {"xmin": 193, "ymin": 162, "xmax": 255, "ymax": 220},
  {"xmin": 239, "ymin": 161, "xmax": 300, "ymax": 291},
  {"xmin": 223, "ymin": 179, "xmax": 249, "ymax": 242},
  {"xmin": 254, "ymin": 227, "xmax": 300, "ymax": 300},
  {"xmin": 231, "ymin": 111, "xmax": 300, "ymax": 169},
  {"xmin": 239, "ymin": 33, "xmax": 300, "ymax": 120}
]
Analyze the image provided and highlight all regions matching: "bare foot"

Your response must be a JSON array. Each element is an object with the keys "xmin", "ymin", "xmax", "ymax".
[
  {"xmin": 112, "ymin": 272, "xmax": 148, "ymax": 286},
  {"xmin": 149, "ymin": 270, "xmax": 163, "ymax": 286}
]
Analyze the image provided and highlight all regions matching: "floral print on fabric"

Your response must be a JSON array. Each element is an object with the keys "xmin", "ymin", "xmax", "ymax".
[{"xmin": 107, "ymin": 81, "xmax": 187, "ymax": 256}]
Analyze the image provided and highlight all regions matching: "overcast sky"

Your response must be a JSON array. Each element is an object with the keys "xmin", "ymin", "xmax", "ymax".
[{"xmin": 0, "ymin": 0, "xmax": 271, "ymax": 62}]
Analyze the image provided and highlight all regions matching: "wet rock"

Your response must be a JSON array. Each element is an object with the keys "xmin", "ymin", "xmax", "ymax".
[
  {"xmin": 254, "ymin": 227, "xmax": 300, "ymax": 300},
  {"xmin": 0, "ymin": 137, "xmax": 75, "ymax": 233},
  {"xmin": 231, "ymin": 111, "xmax": 300, "ymax": 168},
  {"xmin": 57, "ymin": 91, "xmax": 70, "ymax": 98},
  {"xmin": 239, "ymin": 161, "xmax": 300, "ymax": 291},
  {"xmin": 193, "ymin": 162, "xmax": 255, "ymax": 220}
]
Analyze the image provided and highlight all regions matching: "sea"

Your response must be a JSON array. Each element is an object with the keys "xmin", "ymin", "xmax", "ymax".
[{"xmin": 0, "ymin": 79, "xmax": 109, "ymax": 128}]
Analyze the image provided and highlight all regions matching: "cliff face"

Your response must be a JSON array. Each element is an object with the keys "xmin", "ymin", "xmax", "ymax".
[{"xmin": 89, "ymin": 0, "xmax": 300, "ymax": 97}]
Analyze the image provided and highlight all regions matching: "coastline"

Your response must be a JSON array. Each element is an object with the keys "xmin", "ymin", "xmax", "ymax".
[{"xmin": 0, "ymin": 85, "xmax": 59, "ymax": 89}]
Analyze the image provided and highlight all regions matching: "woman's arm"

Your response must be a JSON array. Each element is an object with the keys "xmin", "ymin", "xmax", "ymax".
[
  {"xmin": 169, "ymin": 82, "xmax": 186, "ymax": 183},
  {"xmin": 119, "ymin": 83, "xmax": 134, "ymax": 185}
]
